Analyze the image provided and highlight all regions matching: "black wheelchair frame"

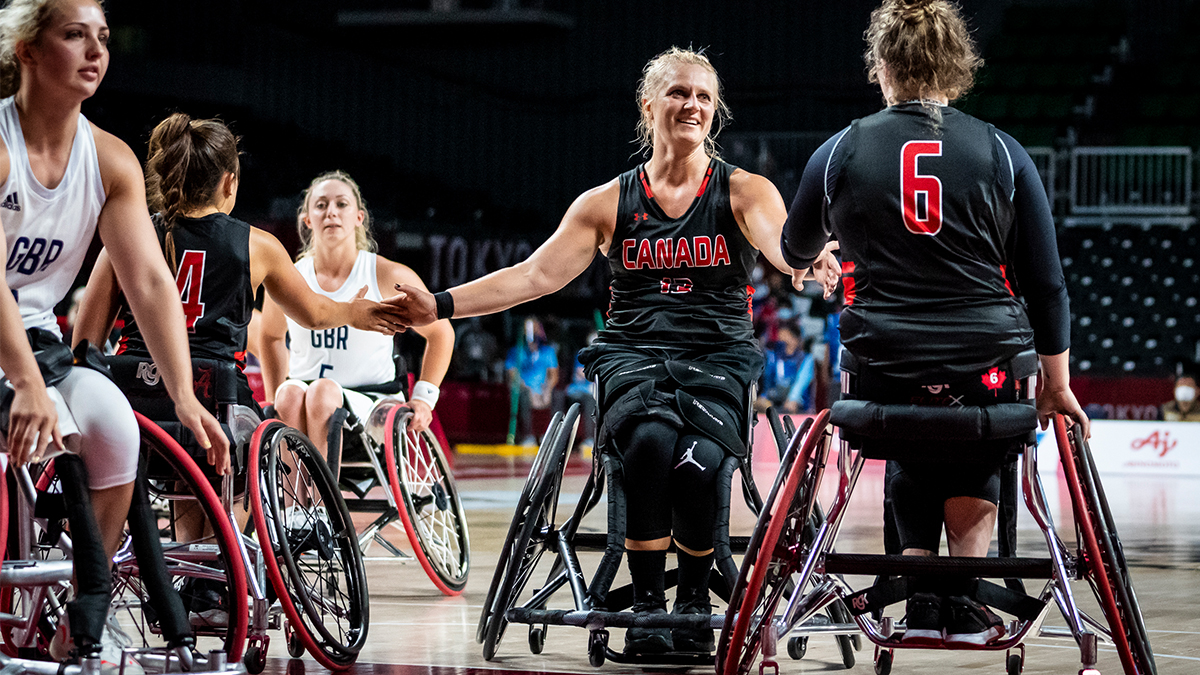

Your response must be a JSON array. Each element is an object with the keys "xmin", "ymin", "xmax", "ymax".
[
  {"xmin": 718, "ymin": 357, "xmax": 1157, "ymax": 675},
  {"xmin": 476, "ymin": 377, "xmax": 860, "ymax": 668}
]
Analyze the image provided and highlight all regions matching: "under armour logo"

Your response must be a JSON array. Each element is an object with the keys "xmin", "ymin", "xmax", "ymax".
[
  {"xmin": 136, "ymin": 361, "xmax": 160, "ymax": 386},
  {"xmin": 0, "ymin": 192, "xmax": 19, "ymax": 211},
  {"xmin": 634, "ymin": 212, "xmax": 649, "ymax": 221},
  {"xmin": 674, "ymin": 441, "xmax": 706, "ymax": 471}
]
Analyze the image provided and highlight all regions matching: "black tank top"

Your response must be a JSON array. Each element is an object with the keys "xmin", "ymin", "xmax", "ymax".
[
  {"xmin": 119, "ymin": 212, "xmax": 254, "ymax": 366},
  {"xmin": 601, "ymin": 158, "xmax": 759, "ymax": 347},
  {"xmin": 829, "ymin": 104, "xmax": 1033, "ymax": 377}
]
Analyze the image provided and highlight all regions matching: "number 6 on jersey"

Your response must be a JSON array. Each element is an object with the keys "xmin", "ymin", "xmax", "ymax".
[{"xmin": 901, "ymin": 140, "xmax": 942, "ymax": 235}]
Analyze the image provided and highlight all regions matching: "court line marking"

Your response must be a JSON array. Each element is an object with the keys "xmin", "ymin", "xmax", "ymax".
[{"xmin": 1027, "ymin": 642, "xmax": 1200, "ymax": 662}]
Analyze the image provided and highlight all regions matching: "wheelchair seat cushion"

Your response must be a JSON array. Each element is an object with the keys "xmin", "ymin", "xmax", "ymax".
[{"xmin": 831, "ymin": 400, "xmax": 1038, "ymax": 442}]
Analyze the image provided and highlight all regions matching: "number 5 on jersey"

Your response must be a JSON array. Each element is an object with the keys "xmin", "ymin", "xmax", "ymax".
[
  {"xmin": 175, "ymin": 250, "xmax": 207, "ymax": 330},
  {"xmin": 901, "ymin": 140, "xmax": 942, "ymax": 235}
]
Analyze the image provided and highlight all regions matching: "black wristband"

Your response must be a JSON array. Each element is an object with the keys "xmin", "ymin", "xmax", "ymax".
[{"xmin": 433, "ymin": 291, "xmax": 455, "ymax": 320}]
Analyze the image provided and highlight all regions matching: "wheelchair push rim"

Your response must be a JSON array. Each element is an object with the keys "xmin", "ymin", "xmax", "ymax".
[
  {"xmin": 1055, "ymin": 415, "xmax": 1156, "ymax": 675},
  {"xmin": 719, "ymin": 408, "xmax": 831, "ymax": 675},
  {"xmin": 382, "ymin": 404, "xmax": 470, "ymax": 595},
  {"xmin": 480, "ymin": 406, "xmax": 578, "ymax": 661},
  {"xmin": 108, "ymin": 413, "xmax": 251, "ymax": 662},
  {"xmin": 475, "ymin": 410, "xmax": 565, "ymax": 644},
  {"xmin": 249, "ymin": 420, "xmax": 369, "ymax": 670}
]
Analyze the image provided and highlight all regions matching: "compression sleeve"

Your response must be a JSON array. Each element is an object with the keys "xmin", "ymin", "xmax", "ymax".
[
  {"xmin": 780, "ymin": 127, "xmax": 849, "ymax": 269},
  {"xmin": 995, "ymin": 130, "xmax": 1071, "ymax": 355}
]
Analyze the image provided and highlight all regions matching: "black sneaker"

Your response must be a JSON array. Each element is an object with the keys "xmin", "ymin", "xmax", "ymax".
[
  {"xmin": 944, "ymin": 596, "xmax": 1004, "ymax": 646},
  {"xmin": 671, "ymin": 596, "xmax": 714, "ymax": 653},
  {"xmin": 625, "ymin": 593, "xmax": 673, "ymax": 657},
  {"xmin": 901, "ymin": 592, "xmax": 943, "ymax": 645}
]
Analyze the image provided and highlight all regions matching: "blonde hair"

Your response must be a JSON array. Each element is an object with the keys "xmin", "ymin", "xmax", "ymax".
[
  {"xmin": 0, "ymin": 0, "xmax": 86, "ymax": 97},
  {"xmin": 295, "ymin": 170, "xmax": 376, "ymax": 260},
  {"xmin": 634, "ymin": 46, "xmax": 731, "ymax": 158},
  {"xmin": 864, "ymin": 0, "xmax": 981, "ymax": 104}
]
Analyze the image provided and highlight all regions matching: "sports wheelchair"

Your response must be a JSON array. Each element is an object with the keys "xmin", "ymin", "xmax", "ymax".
[
  {"xmin": 476, "ymin": 365, "xmax": 858, "ymax": 668},
  {"xmin": 323, "ymin": 389, "xmax": 470, "ymax": 595},
  {"xmin": 0, "ymin": 383, "xmax": 240, "ymax": 675},
  {"xmin": 719, "ymin": 350, "xmax": 1156, "ymax": 675},
  {"xmin": 106, "ymin": 356, "xmax": 369, "ymax": 672}
]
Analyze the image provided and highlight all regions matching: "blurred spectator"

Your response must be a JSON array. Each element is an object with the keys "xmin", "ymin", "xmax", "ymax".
[
  {"xmin": 1162, "ymin": 370, "xmax": 1200, "ymax": 422},
  {"xmin": 506, "ymin": 317, "xmax": 564, "ymax": 444},
  {"xmin": 453, "ymin": 317, "xmax": 501, "ymax": 382},
  {"xmin": 565, "ymin": 331, "xmax": 599, "ymax": 453},
  {"xmin": 756, "ymin": 320, "xmax": 815, "ymax": 414}
]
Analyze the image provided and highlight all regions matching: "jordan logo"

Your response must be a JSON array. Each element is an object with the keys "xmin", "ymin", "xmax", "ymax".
[
  {"xmin": 1, "ymin": 192, "xmax": 19, "ymax": 211},
  {"xmin": 674, "ymin": 441, "xmax": 706, "ymax": 471}
]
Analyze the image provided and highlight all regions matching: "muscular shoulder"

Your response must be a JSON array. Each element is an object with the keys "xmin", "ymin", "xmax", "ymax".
[
  {"xmin": 375, "ymin": 254, "xmax": 425, "ymax": 292},
  {"xmin": 728, "ymin": 168, "xmax": 778, "ymax": 202},
  {"xmin": 566, "ymin": 178, "xmax": 620, "ymax": 247},
  {"xmin": 249, "ymin": 226, "xmax": 291, "ymax": 260},
  {"xmin": 90, "ymin": 122, "xmax": 142, "ymax": 196}
]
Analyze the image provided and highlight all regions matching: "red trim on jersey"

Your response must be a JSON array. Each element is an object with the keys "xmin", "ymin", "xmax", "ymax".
[
  {"xmin": 116, "ymin": 337, "xmax": 128, "ymax": 355},
  {"xmin": 999, "ymin": 264, "xmax": 1015, "ymax": 296},
  {"xmin": 841, "ymin": 261, "xmax": 856, "ymax": 306},
  {"xmin": 639, "ymin": 170, "xmax": 655, "ymax": 199},
  {"xmin": 234, "ymin": 351, "xmax": 247, "ymax": 371},
  {"xmin": 746, "ymin": 284, "xmax": 755, "ymax": 315},
  {"xmin": 696, "ymin": 166, "xmax": 714, "ymax": 197}
]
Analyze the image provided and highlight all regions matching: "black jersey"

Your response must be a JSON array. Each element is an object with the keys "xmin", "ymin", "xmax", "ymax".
[
  {"xmin": 601, "ymin": 158, "xmax": 759, "ymax": 348},
  {"xmin": 119, "ymin": 213, "xmax": 254, "ymax": 366},
  {"xmin": 821, "ymin": 105, "xmax": 1036, "ymax": 378}
]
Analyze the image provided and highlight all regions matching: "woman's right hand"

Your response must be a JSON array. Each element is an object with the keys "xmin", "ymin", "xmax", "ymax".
[
  {"xmin": 347, "ymin": 286, "xmax": 403, "ymax": 335},
  {"xmin": 7, "ymin": 385, "xmax": 64, "ymax": 467},
  {"xmin": 389, "ymin": 284, "xmax": 438, "ymax": 328},
  {"xmin": 1036, "ymin": 385, "xmax": 1091, "ymax": 439}
]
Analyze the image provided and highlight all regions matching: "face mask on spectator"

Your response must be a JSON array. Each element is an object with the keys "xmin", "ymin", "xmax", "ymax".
[{"xmin": 1176, "ymin": 385, "xmax": 1196, "ymax": 403}]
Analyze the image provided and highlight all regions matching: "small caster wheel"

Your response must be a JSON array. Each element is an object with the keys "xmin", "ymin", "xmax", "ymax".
[
  {"xmin": 874, "ymin": 647, "xmax": 893, "ymax": 675},
  {"xmin": 286, "ymin": 621, "xmax": 305, "ymax": 658},
  {"xmin": 528, "ymin": 626, "xmax": 545, "ymax": 654},
  {"xmin": 837, "ymin": 634, "xmax": 856, "ymax": 669},
  {"xmin": 787, "ymin": 636, "xmax": 807, "ymax": 660},
  {"xmin": 1007, "ymin": 652, "xmax": 1023, "ymax": 675},
  {"xmin": 244, "ymin": 645, "xmax": 267, "ymax": 674},
  {"xmin": 588, "ymin": 630, "xmax": 608, "ymax": 667}
]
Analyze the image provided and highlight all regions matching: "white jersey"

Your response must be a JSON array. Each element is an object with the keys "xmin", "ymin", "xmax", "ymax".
[
  {"xmin": 287, "ymin": 251, "xmax": 396, "ymax": 388},
  {"xmin": 1, "ymin": 97, "xmax": 106, "ymax": 336}
]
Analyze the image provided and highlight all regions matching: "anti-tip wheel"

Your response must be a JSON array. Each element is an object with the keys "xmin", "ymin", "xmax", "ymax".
[
  {"xmin": 528, "ymin": 626, "xmax": 545, "ymax": 654},
  {"xmin": 786, "ymin": 636, "xmax": 807, "ymax": 660},
  {"xmin": 874, "ymin": 647, "xmax": 893, "ymax": 675},
  {"xmin": 1007, "ymin": 652, "xmax": 1023, "ymax": 675}
]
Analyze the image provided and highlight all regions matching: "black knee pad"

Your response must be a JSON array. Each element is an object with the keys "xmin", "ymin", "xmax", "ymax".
[
  {"xmin": 885, "ymin": 460, "xmax": 944, "ymax": 552},
  {"xmin": 670, "ymin": 435, "xmax": 724, "ymax": 552},
  {"xmin": 621, "ymin": 420, "xmax": 679, "ymax": 542}
]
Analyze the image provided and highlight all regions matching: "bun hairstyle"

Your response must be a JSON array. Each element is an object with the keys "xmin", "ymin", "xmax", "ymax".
[
  {"xmin": 635, "ymin": 46, "xmax": 731, "ymax": 158},
  {"xmin": 864, "ymin": 0, "xmax": 982, "ymax": 104},
  {"xmin": 0, "ymin": 0, "xmax": 102, "ymax": 97},
  {"xmin": 295, "ymin": 170, "xmax": 376, "ymax": 260},
  {"xmin": 144, "ymin": 113, "xmax": 240, "ymax": 273}
]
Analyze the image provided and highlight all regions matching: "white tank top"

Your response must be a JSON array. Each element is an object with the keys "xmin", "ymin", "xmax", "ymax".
[
  {"xmin": 286, "ymin": 251, "xmax": 396, "ymax": 388},
  {"xmin": 1, "ymin": 97, "xmax": 106, "ymax": 336}
]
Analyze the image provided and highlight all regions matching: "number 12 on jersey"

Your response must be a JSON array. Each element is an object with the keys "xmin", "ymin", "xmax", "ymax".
[{"xmin": 901, "ymin": 140, "xmax": 942, "ymax": 235}]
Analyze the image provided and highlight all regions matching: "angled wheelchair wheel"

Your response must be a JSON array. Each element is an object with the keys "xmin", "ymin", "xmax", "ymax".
[
  {"xmin": 718, "ymin": 409, "xmax": 831, "ymax": 675},
  {"xmin": 1055, "ymin": 416, "xmax": 1156, "ymax": 675},
  {"xmin": 383, "ymin": 405, "xmax": 470, "ymax": 595},
  {"xmin": 108, "ymin": 414, "xmax": 250, "ymax": 661},
  {"xmin": 249, "ymin": 420, "xmax": 369, "ymax": 670},
  {"xmin": 479, "ymin": 406, "xmax": 578, "ymax": 661}
]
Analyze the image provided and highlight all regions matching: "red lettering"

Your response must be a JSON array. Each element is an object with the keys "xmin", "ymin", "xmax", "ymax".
[
  {"xmin": 694, "ymin": 236, "xmax": 712, "ymax": 266},
  {"xmin": 622, "ymin": 239, "xmax": 637, "ymax": 269},
  {"xmin": 712, "ymin": 234, "xmax": 731, "ymax": 266},
  {"xmin": 176, "ymin": 250, "xmax": 207, "ymax": 330},
  {"xmin": 654, "ymin": 238, "xmax": 674, "ymax": 269},
  {"xmin": 675, "ymin": 238, "xmax": 694, "ymax": 268},
  {"xmin": 635, "ymin": 239, "xmax": 655, "ymax": 269}
]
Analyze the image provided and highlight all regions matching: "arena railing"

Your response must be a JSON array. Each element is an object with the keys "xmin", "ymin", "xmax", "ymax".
[{"xmin": 1067, "ymin": 146, "xmax": 1195, "ymax": 226}]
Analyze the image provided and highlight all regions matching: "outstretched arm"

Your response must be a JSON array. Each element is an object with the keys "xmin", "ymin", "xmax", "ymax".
[
  {"xmin": 250, "ymin": 228, "xmax": 403, "ymax": 334},
  {"xmin": 392, "ymin": 180, "xmax": 618, "ymax": 327},
  {"xmin": 93, "ymin": 129, "xmax": 230, "ymax": 473},
  {"xmin": 258, "ymin": 293, "xmax": 291, "ymax": 403}
]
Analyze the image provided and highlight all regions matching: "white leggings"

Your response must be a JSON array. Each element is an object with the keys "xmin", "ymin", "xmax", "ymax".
[{"xmin": 55, "ymin": 367, "xmax": 140, "ymax": 490}]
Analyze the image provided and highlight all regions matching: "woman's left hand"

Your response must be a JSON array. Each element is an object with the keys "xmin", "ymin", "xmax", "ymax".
[
  {"xmin": 407, "ymin": 399, "xmax": 433, "ymax": 433},
  {"xmin": 175, "ymin": 396, "xmax": 232, "ymax": 474}
]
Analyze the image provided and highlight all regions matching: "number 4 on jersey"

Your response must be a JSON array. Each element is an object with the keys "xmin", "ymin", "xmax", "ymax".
[
  {"xmin": 175, "ymin": 250, "xmax": 206, "ymax": 330},
  {"xmin": 901, "ymin": 140, "xmax": 943, "ymax": 235}
]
